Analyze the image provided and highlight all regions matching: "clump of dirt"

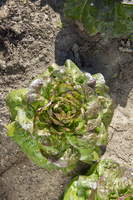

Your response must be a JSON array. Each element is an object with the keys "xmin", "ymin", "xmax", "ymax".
[{"xmin": 0, "ymin": 0, "xmax": 133, "ymax": 199}]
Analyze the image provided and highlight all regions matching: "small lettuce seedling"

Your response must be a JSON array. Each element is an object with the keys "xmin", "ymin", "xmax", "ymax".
[
  {"xmin": 60, "ymin": 158, "xmax": 133, "ymax": 199},
  {"xmin": 6, "ymin": 60, "xmax": 114, "ymax": 173},
  {"xmin": 63, "ymin": 0, "xmax": 133, "ymax": 39}
]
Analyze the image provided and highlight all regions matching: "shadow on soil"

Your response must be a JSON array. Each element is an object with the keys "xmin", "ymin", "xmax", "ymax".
[
  {"xmin": 43, "ymin": 0, "xmax": 133, "ymax": 108},
  {"xmin": 0, "ymin": 0, "xmax": 7, "ymax": 7}
]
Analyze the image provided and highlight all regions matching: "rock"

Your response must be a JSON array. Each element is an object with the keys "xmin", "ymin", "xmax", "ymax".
[
  {"xmin": 75, "ymin": 20, "xmax": 84, "ymax": 32},
  {"xmin": 0, "ymin": 60, "xmax": 6, "ymax": 70},
  {"xmin": 0, "ymin": 5, "xmax": 9, "ymax": 18},
  {"xmin": 72, "ymin": 44, "xmax": 81, "ymax": 68},
  {"xmin": 126, "ymin": 40, "xmax": 130, "ymax": 48},
  {"xmin": 11, "ymin": 21, "xmax": 24, "ymax": 35},
  {"xmin": 121, "ymin": 40, "xmax": 125, "ymax": 46},
  {"xmin": 119, "ymin": 46, "xmax": 133, "ymax": 53},
  {"xmin": 72, "ymin": 43, "xmax": 79, "ymax": 52}
]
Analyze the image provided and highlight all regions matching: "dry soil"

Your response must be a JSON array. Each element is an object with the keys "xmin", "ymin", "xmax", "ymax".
[{"xmin": 0, "ymin": 0, "xmax": 133, "ymax": 200}]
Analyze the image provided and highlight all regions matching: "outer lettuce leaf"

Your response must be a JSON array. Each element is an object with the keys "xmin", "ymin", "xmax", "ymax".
[
  {"xmin": 6, "ymin": 88, "xmax": 28, "ymax": 120},
  {"xmin": 9, "ymin": 122, "xmax": 57, "ymax": 171},
  {"xmin": 61, "ymin": 158, "xmax": 133, "ymax": 199},
  {"xmin": 6, "ymin": 60, "xmax": 114, "ymax": 173},
  {"xmin": 63, "ymin": 0, "xmax": 133, "ymax": 38}
]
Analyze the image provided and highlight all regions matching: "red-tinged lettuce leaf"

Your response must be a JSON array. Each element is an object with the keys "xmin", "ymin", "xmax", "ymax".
[
  {"xmin": 6, "ymin": 88, "xmax": 28, "ymax": 120},
  {"xmin": 16, "ymin": 108, "xmax": 34, "ymax": 134},
  {"xmin": 77, "ymin": 175, "xmax": 98, "ymax": 197},
  {"xmin": 59, "ymin": 176, "xmax": 79, "ymax": 200},
  {"xmin": 92, "ymin": 146, "xmax": 102, "ymax": 161},
  {"xmin": 84, "ymin": 97, "xmax": 101, "ymax": 119},
  {"xmin": 116, "ymin": 195, "xmax": 133, "ymax": 200},
  {"xmin": 97, "ymin": 166, "xmax": 133, "ymax": 199},
  {"xmin": 68, "ymin": 132, "xmax": 97, "ymax": 162},
  {"xmin": 28, "ymin": 78, "xmax": 44, "ymax": 102},
  {"xmin": 82, "ymin": 84, "xmax": 99, "ymax": 103},
  {"xmin": 50, "ymin": 66, "xmax": 74, "ymax": 85},
  {"xmin": 92, "ymin": 73, "xmax": 106, "ymax": 90},
  {"xmin": 96, "ymin": 175, "xmax": 119, "ymax": 199},
  {"xmin": 21, "ymin": 138, "xmax": 57, "ymax": 171},
  {"xmin": 61, "ymin": 158, "xmax": 133, "ymax": 199},
  {"xmin": 73, "ymin": 84, "xmax": 85, "ymax": 97},
  {"xmin": 38, "ymin": 63, "xmax": 60, "ymax": 79},
  {"xmin": 7, "ymin": 122, "xmax": 57, "ymax": 171},
  {"xmin": 95, "ymin": 88, "xmax": 114, "ymax": 129},
  {"xmin": 84, "ymin": 72, "xmax": 96, "ymax": 88},
  {"xmin": 75, "ymin": 72, "xmax": 96, "ymax": 88},
  {"xmin": 6, "ymin": 60, "xmax": 114, "ymax": 173},
  {"xmin": 55, "ymin": 83, "xmax": 74, "ymax": 96},
  {"xmin": 9, "ymin": 122, "xmax": 30, "ymax": 146},
  {"xmin": 95, "ymin": 122, "xmax": 108, "ymax": 146},
  {"xmin": 16, "ymin": 94, "xmax": 37, "ymax": 134},
  {"xmin": 47, "ymin": 148, "xmax": 80, "ymax": 168},
  {"xmin": 96, "ymin": 158, "xmax": 120, "ymax": 176},
  {"xmin": 87, "ymin": 188, "xmax": 96, "ymax": 200},
  {"xmin": 62, "ymin": 90, "xmax": 84, "ymax": 105},
  {"xmin": 86, "ymin": 107, "xmax": 103, "ymax": 131},
  {"xmin": 64, "ymin": 59, "xmax": 82, "ymax": 77},
  {"xmin": 114, "ymin": 167, "xmax": 133, "ymax": 194},
  {"xmin": 29, "ymin": 76, "xmax": 58, "ymax": 101},
  {"xmin": 39, "ymin": 135, "xmax": 80, "ymax": 169}
]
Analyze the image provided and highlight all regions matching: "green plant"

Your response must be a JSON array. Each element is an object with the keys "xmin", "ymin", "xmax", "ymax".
[
  {"xmin": 26, "ymin": 68, "xmax": 29, "ymax": 71},
  {"xmin": 123, "ymin": 50, "xmax": 126, "ymax": 54},
  {"xmin": 63, "ymin": 0, "xmax": 133, "ymax": 39},
  {"xmin": 105, "ymin": 64, "xmax": 109, "ymax": 69},
  {"xmin": 6, "ymin": 60, "xmax": 114, "ymax": 173},
  {"xmin": 93, "ymin": 49, "xmax": 99, "ymax": 55},
  {"xmin": 113, "ymin": 73, "xmax": 117, "ymax": 78},
  {"xmin": 60, "ymin": 158, "xmax": 133, "ymax": 199},
  {"xmin": 57, "ymin": 22, "xmax": 63, "ymax": 29}
]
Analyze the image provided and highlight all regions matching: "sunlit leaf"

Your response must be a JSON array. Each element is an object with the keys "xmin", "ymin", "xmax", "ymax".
[
  {"xmin": 61, "ymin": 158, "xmax": 133, "ymax": 199},
  {"xmin": 6, "ymin": 60, "xmax": 114, "ymax": 173}
]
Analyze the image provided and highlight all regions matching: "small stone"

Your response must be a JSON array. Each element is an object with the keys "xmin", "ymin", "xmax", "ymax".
[
  {"xmin": 12, "ymin": 16, "xmax": 22, "ymax": 22},
  {"xmin": 119, "ymin": 46, "xmax": 133, "ymax": 53},
  {"xmin": 0, "ymin": 60, "xmax": 6, "ymax": 70},
  {"xmin": 11, "ymin": 21, "xmax": 24, "ymax": 35},
  {"xmin": 121, "ymin": 40, "xmax": 125, "ymax": 46},
  {"xmin": 29, "ymin": 178, "xmax": 34, "ymax": 182},
  {"xmin": 45, "ymin": 10, "xmax": 49, "ymax": 14},
  {"xmin": 126, "ymin": 40, "xmax": 130, "ymax": 48},
  {"xmin": 60, "ymin": 185, "xmax": 63, "ymax": 188},
  {"xmin": 44, "ymin": 14, "xmax": 48, "ymax": 20},
  {"xmin": 45, "ymin": 5, "xmax": 49, "ymax": 10},
  {"xmin": 75, "ymin": 20, "xmax": 84, "ymax": 32},
  {"xmin": 72, "ymin": 43, "xmax": 79, "ymax": 52}
]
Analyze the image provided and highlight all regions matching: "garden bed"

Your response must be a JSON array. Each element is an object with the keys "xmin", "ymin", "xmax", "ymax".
[{"xmin": 0, "ymin": 0, "xmax": 133, "ymax": 199}]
